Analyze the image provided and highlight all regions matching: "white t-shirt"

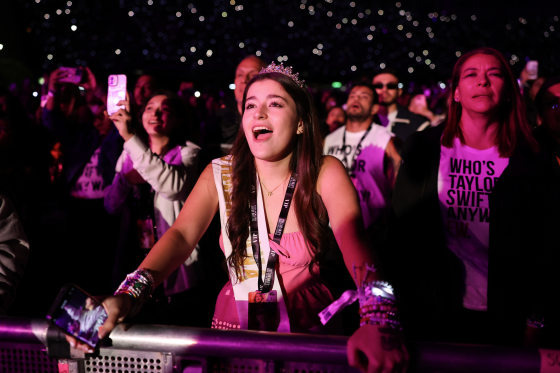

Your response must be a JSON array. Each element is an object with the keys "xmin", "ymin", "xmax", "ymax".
[
  {"xmin": 71, "ymin": 147, "xmax": 105, "ymax": 199},
  {"xmin": 438, "ymin": 137, "xmax": 509, "ymax": 311},
  {"xmin": 323, "ymin": 123, "xmax": 393, "ymax": 228}
]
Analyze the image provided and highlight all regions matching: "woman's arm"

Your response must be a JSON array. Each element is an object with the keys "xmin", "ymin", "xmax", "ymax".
[
  {"xmin": 317, "ymin": 155, "xmax": 378, "ymax": 284},
  {"xmin": 317, "ymin": 155, "xmax": 408, "ymax": 373},
  {"xmin": 123, "ymin": 136, "xmax": 200, "ymax": 200},
  {"xmin": 65, "ymin": 164, "xmax": 220, "ymax": 352}
]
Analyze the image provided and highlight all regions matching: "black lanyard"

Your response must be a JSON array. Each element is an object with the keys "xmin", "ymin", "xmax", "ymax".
[
  {"xmin": 341, "ymin": 124, "xmax": 372, "ymax": 177},
  {"xmin": 249, "ymin": 172, "xmax": 297, "ymax": 293}
]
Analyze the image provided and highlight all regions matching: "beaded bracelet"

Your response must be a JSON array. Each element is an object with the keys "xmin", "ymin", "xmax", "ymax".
[
  {"xmin": 358, "ymin": 281, "xmax": 402, "ymax": 331},
  {"xmin": 318, "ymin": 278, "xmax": 403, "ymax": 332},
  {"xmin": 114, "ymin": 268, "xmax": 155, "ymax": 316}
]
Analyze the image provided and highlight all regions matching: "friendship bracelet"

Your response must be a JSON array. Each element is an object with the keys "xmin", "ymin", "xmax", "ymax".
[
  {"xmin": 114, "ymin": 268, "xmax": 155, "ymax": 315},
  {"xmin": 358, "ymin": 281, "xmax": 402, "ymax": 331},
  {"xmin": 318, "ymin": 277, "xmax": 403, "ymax": 332}
]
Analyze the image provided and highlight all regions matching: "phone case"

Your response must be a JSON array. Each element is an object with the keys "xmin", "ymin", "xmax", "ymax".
[
  {"xmin": 46, "ymin": 283, "xmax": 108, "ymax": 348},
  {"xmin": 107, "ymin": 74, "xmax": 127, "ymax": 115}
]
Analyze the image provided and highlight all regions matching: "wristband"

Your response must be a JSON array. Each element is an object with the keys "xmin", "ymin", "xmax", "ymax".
[{"xmin": 114, "ymin": 268, "xmax": 155, "ymax": 316}]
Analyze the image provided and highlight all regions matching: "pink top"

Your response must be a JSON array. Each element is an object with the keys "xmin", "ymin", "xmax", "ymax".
[{"xmin": 212, "ymin": 231, "xmax": 335, "ymax": 332}]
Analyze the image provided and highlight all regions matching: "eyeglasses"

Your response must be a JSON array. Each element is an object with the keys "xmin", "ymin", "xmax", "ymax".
[{"xmin": 372, "ymin": 82, "xmax": 398, "ymax": 90}]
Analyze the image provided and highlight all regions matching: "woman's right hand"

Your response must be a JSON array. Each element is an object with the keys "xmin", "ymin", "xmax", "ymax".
[
  {"xmin": 65, "ymin": 294, "xmax": 134, "ymax": 353},
  {"xmin": 347, "ymin": 324, "xmax": 409, "ymax": 373}
]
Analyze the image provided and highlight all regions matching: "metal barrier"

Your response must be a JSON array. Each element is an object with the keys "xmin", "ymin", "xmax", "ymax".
[{"xmin": 0, "ymin": 317, "xmax": 556, "ymax": 373}]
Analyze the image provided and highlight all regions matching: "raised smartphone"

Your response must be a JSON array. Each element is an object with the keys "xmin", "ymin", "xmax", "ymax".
[
  {"xmin": 58, "ymin": 67, "xmax": 84, "ymax": 84},
  {"xmin": 46, "ymin": 284, "xmax": 108, "ymax": 348},
  {"xmin": 107, "ymin": 74, "xmax": 127, "ymax": 115}
]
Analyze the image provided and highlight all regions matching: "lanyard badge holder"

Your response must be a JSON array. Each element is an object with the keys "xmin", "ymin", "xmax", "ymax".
[
  {"xmin": 248, "ymin": 173, "xmax": 297, "ymax": 331},
  {"xmin": 341, "ymin": 124, "xmax": 372, "ymax": 178}
]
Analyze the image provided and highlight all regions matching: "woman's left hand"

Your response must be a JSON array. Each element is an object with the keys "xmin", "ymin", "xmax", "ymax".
[
  {"xmin": 347, "ymin": 324, "xmax": 409, "ymax": 373},
  {"xmin": 108, "ymin": 94, "xmax": 133, "ymax": 141}
]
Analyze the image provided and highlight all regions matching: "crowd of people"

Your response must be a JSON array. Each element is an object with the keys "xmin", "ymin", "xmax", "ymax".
[{"xmin": 0, "ymin": 46, "xmax": 559, "ymax": 372}]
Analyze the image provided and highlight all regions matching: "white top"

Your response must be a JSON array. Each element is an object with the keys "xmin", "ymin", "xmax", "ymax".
[
  {"xmin": 438, "ymin": 137, "xmax": 509, "ymax": 311},
  {"xmin": 323, "ymin": 123, "xmax": 393, "ymax": 228},
  {"xmin": 104, "ymin": 135, "xmax": 201, "ymax": 295}
]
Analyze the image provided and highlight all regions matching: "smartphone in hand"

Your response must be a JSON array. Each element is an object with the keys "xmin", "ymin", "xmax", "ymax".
[
  {"xmin": 46, "ymin": 284, "xmax": 108, "ymax": 348},
  {"xmin": 107, "ymin": 74, "xmax": 127, "ymax": 115},
  {"xmin": 58, "ymin": 67, "xmax": 84, "ymax": 84}
]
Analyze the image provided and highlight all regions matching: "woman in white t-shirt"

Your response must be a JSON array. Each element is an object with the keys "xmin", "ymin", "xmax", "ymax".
[
  {"xmin": 389, "ymin": 47, "xmax": 547, "ymax": 346},
  {"xmin": 104, "ymin": 91, "xmax": 208, "ymax": 326}
]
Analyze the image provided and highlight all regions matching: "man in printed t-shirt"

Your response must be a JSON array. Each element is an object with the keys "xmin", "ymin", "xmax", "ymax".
[{"xmin": 323, "ymin": 83, "xmax": 401, "ymax": 230}]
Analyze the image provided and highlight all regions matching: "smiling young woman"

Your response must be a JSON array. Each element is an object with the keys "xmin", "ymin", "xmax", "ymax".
[
  {"xmin": 69, "ymin": 63, "xmax": 408, "ymax": 373},
  {"xmin": 104, "ymin": 91, "xmax": 205, "ymax": 326}
]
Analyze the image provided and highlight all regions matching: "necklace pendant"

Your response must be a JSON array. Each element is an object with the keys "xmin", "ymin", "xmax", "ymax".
[{"xmin": 267, "ymin": 191, "xmax": 272, "ymax": 197}]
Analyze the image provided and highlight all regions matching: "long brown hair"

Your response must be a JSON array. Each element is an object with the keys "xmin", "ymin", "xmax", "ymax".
[
  {"xmin": 442, "ymin": 47, "xmax": 536, "ymax": 156},
  {"xmin": 226, "ymin": 71, "xmax": 332, "ymax": 280}
]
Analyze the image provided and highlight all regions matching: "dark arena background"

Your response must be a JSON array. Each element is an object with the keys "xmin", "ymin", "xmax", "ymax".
[{"xmin": 2, "ymin": 0, "xmax": 560, "ymax": 89}]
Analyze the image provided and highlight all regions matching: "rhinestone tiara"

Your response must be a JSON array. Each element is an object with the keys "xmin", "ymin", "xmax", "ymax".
[{"xmin": 259, "ymin": 62, "xmax": 305, "ymax": 88}]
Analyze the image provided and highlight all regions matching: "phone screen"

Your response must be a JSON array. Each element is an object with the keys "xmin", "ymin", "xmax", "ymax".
[
  {"xmin": 46, "ymin": 284, "xmax": 108, "ymax": 348},
  {"xmin": 107, "ymin": 74, "xmax": 127, "ymax": 115}
]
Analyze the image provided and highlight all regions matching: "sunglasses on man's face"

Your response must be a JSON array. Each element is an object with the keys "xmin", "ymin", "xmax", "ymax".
[{"xmin": 372, "ymin": 82, "xmax": 399, "ymax": 90}]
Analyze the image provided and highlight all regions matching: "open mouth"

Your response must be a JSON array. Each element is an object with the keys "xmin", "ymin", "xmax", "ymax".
[{"xmin": 253, "ymin": 126, "xmax": 273, "ymax": 139}]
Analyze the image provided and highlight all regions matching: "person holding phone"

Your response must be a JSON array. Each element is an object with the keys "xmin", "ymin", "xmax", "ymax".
[
  {"xmin": 47, "ymin": 284, "xmax": 108, "ymax": 348},
  {"xmin": 41, "ymin": 66, "xmax": 123, "ymax": 296},
  {"xmin": 71, "ymin": 63, "xmax": 408, "ymax": 373},
  {"xmin": 62, "ymin": 296, "xmax": 107, "ymax": 345},
  {"xmin": 104, "ymin": 91, "xmax": 210, "ymax": 326}
]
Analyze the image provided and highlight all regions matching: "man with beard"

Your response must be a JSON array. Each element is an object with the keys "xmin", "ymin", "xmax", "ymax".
[
  {"xmin": 372, "ymin": 69, "xmax": 430, "ymax": 144},
  {"xmin": 323, "ymin": 83, "xmax": 401, "ymax": 230}
]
